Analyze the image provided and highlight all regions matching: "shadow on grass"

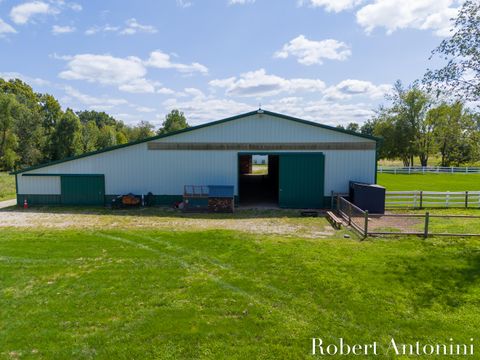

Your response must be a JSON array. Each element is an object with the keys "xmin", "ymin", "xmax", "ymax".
[{"xmin": 0, "ymin": 205, "xmax": 326, "ymax": 220}]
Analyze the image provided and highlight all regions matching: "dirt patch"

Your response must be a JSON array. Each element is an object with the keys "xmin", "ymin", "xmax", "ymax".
[
  {"xmin": 368, "ymin": 215, "xmax": 423, "ymax": 233},
  {"xmin": 0, "ymin": 207, "xmax": 335, "ymax": 238}
]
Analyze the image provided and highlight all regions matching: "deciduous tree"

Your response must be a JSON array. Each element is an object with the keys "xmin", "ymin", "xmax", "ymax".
[{"xmin": 158, "ymin": 109, "xmax": 189, "ymax": 135}]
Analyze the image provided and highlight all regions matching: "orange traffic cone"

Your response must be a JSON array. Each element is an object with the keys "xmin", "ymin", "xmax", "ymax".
[{"xmin": 23, "ymin": 199, "xmax": 28, "ymax": 209}]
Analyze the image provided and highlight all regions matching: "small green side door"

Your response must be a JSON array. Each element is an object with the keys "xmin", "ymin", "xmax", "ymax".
[
  {"xmin": 279, "ymin": 153, "xmax": 325, "ymax": 208},
  {"xmin": 61, "ymin": 175, "xmax": 105, "ymax": 205}
]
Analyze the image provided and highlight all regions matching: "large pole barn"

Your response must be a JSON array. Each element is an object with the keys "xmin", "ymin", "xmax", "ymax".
[{"xmin": 12, "ymin": 110, "xmax": 379, "ymax": 208}]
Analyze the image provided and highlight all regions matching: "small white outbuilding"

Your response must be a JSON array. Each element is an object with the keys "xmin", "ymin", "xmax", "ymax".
[{"xmin": 13, "ymin": 110, "xmax": 379, "ymax": 208}]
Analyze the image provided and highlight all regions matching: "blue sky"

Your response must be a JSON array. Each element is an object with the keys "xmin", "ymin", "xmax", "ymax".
[{"xmin": 0, "ymin": 0, "xmax": 460, "ymax": 127}]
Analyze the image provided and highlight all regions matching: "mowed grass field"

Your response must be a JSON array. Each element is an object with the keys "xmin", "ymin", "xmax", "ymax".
[
  {"xmin": 377, "ymin": 173, "xmax": 480, "ymax": 191},
  {"xmin": 1, "ymin": 225, "xmax": 480, "ymax": 359},
  {"xmin": 0, "ymin": 172, "xmax": 15, "ymax": 201}
]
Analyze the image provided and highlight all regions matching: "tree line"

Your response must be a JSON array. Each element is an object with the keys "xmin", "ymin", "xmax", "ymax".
[
  {"xmin": 339, "ymin": 82, "xmax": 480, "ymax": 167},
  {"xmin": 0, "ymin": 78, "xmax": 189, "ymax": 171},
  {"xmin": 338, "ymin": 0, "xmax": 480, "ymax": 167}
]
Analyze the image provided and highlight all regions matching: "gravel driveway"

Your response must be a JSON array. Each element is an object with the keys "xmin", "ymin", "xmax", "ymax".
[{"xmin": 0, "ymin": 206, "xmax": 335, "ymax": 238}]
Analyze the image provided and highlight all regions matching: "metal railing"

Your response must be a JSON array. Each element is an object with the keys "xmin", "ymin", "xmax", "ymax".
[
  {"xmin": 386, "ymin": 191, "xmax": 480, "ymax": 209},
  {"xmin": 337, "ymin": 196, "xmax": 368, "ymax": 238},
  {"xmin": 378, "ymin": 166, "xmax": 480, "ymax": 174}
]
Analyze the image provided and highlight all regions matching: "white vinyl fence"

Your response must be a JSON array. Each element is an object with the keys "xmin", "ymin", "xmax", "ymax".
[
  {"xmin": 386, "ymin": 191, "xmax": 480, "ymax": 208},
  {"xmin": 378, "ymin": 166, "xmax": 480, "ymax": 174}
]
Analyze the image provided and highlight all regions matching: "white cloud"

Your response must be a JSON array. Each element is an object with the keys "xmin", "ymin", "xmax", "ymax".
[
  {"xmin": 209, "ymin": 69, "xmax": 326, "ymax": 97},
  {"xmin": 163, "ymin": 90, "xmax": 375, "ymax": 127},
  {"xmin": 323, "ymin": 79, "xmax": 391, "ymax": 100},
  {"xmin": 157, "ymin": 87, "xmax": 176, "ymax": 95},
  {"xmin": 0, "ymin": 72, "xmax": 50, "ymax": 86},
  {"xmin": 136, "ymin": 106, "xmax": 156, "ymax": 113},
  {"xmin": 176, "ymin": 0, "xmax": 192, "ymax": 8},
  {"xmin": 85, "ymin": 18, "xmax": 157, "ymax": 36},
  {"xmin": 85, "ymin": 24, "xmax": 119, "ymax": 35},
  {"xmin": 229, "ymin": 0, "xmax": 255, "ymax": 5},
  {"xmin": 118, "ymin": 78, "xmax": 157, "ymax": 93},
  {"xmin": 10, "ymin": 1, "xmax": 58, "ymax": 24},
  {"xmin": 52, "ymin": 24, "xmax": 75, "ymax": 34},
  {"xmin": 146, "ymin": 50, "xmax": 208, "ymax": 74},
  {"xmin": 69, "ymin": 3, "xmax": 82, "ymax": 11},
  {"xmin": 63, "ymin": 86, "xmax": 128, "ymax": 110},
  {"xmin": 119, "ymin": 18, "xmax": 157, "ymax": 35},
  {"xmin": 298, "ymin": 0, "xmax": 363, "ymax": 12},
  {"xmin": 59, "ymin": 53, "xmax": 154, "ymax": 94},
  {"xmin": 356, "ymin": 0, "xmax": 459, "ymax": 36},
  {"xmin": 0, "ymin": 18, "xmax": 16, "ymax": 36},
  {"xmin": 300, "ymin": 0, "xmax": 459, "ymax": 36},
  {"xmin": 263, "ymin": 96, "xmax": 374, "ymax": 126},
  {"xmin": 274, "ymin": 35, "xmax": 351, "ymax": 65},
  {"xmin": 57, "ymin": 52, "xmax": 199, "ymax": 93},
  {"xmin": 162, "ymin": 89, "xmax": 251, "ymax": 125}
]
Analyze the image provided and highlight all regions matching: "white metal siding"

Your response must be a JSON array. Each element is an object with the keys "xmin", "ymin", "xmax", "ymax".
[
  {"xmin": 159, "ymin": 114, "xmax": 370, "ymax": 143},
  {"xmin": 323, "ymin": 150, "xmax": 376, "ymax": 194},
  {"xmin": 19, "ymin": 146, "xmax": 374, "ymax": 196},
  {"xmin": 17, "ymin": 113, "xmax": 376, "ymax": 197},
  {"xmin": 18, "ymin": 176, "xmax": 61, "ymax": 195}
]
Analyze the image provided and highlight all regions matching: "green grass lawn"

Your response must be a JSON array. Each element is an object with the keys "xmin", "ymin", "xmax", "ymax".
[
  {"xmin": 1, "ymin": 227, "xmax": 480, "ymax": 359},
  {"xmin": 252, "ymin": 164, "xmax": 268, "ymax": 175},
  {"xmin": 0, "ymin": 172, "xmax": 15, "ymax": 201},
  {"xmin": 378, "ymin": 173, "xmax": 480, "ymax": 191}
]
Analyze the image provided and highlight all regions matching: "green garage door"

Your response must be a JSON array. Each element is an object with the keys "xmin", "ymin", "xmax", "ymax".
[
  {"xmin": 61, "ymin": 175, "xmax": 105, "ymax": 205},
  {"xmin": 279, "ymin": 153, "xmax": 325, "ymax": 208}
]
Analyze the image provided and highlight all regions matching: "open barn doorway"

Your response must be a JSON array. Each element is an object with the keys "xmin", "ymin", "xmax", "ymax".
[{"xmin": 238, "ymin": 154, "xmax": 279, "ymax": 206}]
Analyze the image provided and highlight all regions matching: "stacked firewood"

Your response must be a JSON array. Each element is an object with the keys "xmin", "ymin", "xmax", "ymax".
[
  {"xmin": 208, "ymin": 198, "xmax": 234, "ymax": 213},
  {"xmin": 122, "ymin": 194, "xmax": 140, "ymax": 206}
]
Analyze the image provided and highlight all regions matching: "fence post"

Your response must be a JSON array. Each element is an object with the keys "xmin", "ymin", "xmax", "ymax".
[
  {"xmin": 451, "ymin": 166, "xmax": 454, "ymax": 173},
  {"xmin": 446, "ymin": 192, "xmax": 450, "ymax": 207},
  {"xmin": 424, "ymin": 212, "xmax": 430, "ymax": 239},
  {"xmin": 364, "ymin": 210, "xmax": 369, "ymax": 239},
  {"xmin": 331, "ymin": 191, "xmax": 334, "ymax": 210},
  {"xmin": 465, "ymin": 191, "xmax": 469, "ymax": 208},
  {"xmin": 336, "ymin": 195, "xmax": 340, "ymax": 211},
  {"xmin": 348, "ymin": 202, "xmax": 352, "ymax": 225},
  {"xmin": 420, "ymin": 191, "xmax": 423, "ymax": 209}
]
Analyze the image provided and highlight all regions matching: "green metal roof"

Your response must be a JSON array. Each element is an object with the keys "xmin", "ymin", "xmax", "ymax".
[{"xmin": 11, "ymin": 109, "xmax": 380, "ymax": 175}]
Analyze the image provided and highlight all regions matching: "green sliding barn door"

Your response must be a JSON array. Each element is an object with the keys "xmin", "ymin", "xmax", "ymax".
[
  {"xmin": 61, "ymin": 175, "xmax": 105, "ymax": 205},
  {"xmin": 279, "ymin": 153, "xmax": 325, "ymax": 208}
]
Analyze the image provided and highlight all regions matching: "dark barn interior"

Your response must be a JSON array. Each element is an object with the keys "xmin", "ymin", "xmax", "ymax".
[{"xmin": 238, "ymin": 154, "xmax": 279, "ymax": 206}]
